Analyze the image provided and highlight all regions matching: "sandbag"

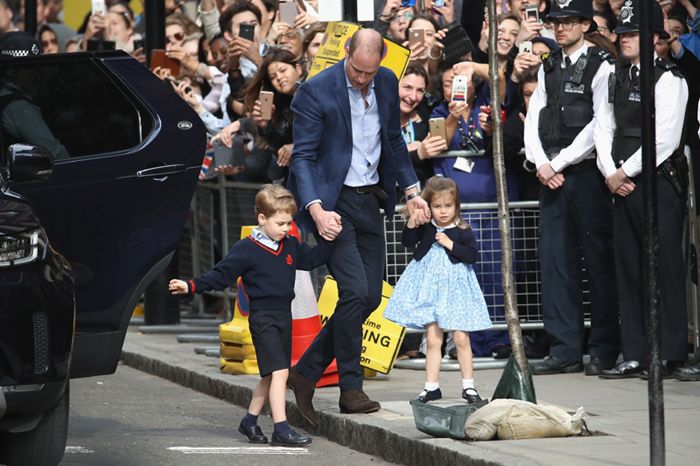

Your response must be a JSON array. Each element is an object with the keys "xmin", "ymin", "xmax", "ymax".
[
  {"xmin": 496, "ymin": 402, "xmax": 586, "ymax": 440},
  {"xmin": 465, "ymin": 399, "xmax": 586, "ymax": 441},
  {"xmin": 464, "ymin": 399, "xmax": 514, "ymax": 440}
]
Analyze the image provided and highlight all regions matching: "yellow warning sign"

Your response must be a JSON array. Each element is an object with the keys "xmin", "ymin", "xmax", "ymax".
[
  {"xmin": 317, "ymin": 277, "xmax": 405, "ymax": 374},
  {"xmin": 307, "ymin": 22, "xmax": 411, "ymax": 81}
]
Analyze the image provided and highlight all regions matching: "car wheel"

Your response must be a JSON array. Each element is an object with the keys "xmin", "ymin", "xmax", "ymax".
[{"xmin": 0, "ymin": 381, "xmax": 70, "ymax": 466}]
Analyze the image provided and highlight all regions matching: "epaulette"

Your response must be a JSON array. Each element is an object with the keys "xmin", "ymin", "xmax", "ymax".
[
  {"xmin": 593, "ymin": 47, "xmax": 615, "ymax": 65},
  {"xmin": 655, "ymin": 57, "xmax": 684, "ymax": 78}
]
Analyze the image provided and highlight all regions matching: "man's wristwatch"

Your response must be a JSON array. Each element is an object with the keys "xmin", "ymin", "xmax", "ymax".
[{"xmin": 406, "ymin": 192, "xmax": 420, "ymax": 201}]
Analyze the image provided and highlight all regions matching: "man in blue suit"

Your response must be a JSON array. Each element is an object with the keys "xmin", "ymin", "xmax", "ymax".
[{"xmin": 287, "ymin": 29, "xmax": 429, "ymax": 426}]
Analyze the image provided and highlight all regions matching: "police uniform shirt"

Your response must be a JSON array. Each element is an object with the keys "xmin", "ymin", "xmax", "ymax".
[
  {"xmin": 524, "ymin": 43, "xmax": 615, "ymax": 173},
  {"xmin": 594, "ymin": 57, "xmax": 689, "ymax": 178}
]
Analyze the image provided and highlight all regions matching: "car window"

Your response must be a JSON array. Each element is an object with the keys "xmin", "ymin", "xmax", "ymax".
[{"xmin": 0, "ymin": 55, "xmax": 154, "ymax": 160}]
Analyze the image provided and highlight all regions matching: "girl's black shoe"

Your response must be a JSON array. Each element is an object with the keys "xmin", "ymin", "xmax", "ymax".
[
  {"xmin": 462, "ymin": 388, "xmax": 482, "ymax": 404},
  {"xmin": 416, "ymin": 387, "xmax": 442, "ymax": 403}
]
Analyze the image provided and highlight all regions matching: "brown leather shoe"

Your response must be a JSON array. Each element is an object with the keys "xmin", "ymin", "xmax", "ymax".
[
  {"xmin": 287, "ymin": 366, "xmax": 320, "ymax": 427},
  {"xmin": 338, "ymin": 389, "xmax": 381, "ymax": 414}
]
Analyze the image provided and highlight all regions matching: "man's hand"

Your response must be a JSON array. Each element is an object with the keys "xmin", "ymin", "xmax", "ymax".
[
  {"xmin": 407, "ymin": 206, "xmax": 429, "ymax": 228},
  {"xmin": 606, "ymin": 168, "xmax": 636, "ymax": 195},
  {"xmin": 309, "ymin": 203, "xmax": 342, "ymax": 241},
  {"xmin": 435, "ymin": 232, "xmax": 454, "ymax": 251},
  {"xmin": 537, "ymin": 163, "xmax": 564, "ymax": 189},
  {"xmin": 406, "ymin": 195, "xmax": 430, "ymax": 224}
]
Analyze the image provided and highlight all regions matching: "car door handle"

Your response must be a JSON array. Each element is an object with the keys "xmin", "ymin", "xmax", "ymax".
[{"xmin": 136, "ymin": 164, "xmax": 186, "ymax": 181}]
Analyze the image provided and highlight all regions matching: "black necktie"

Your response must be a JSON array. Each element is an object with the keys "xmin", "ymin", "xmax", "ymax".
[
  {"xmin": 565, "ymin": 56, "xmax": 572, "ymax": 68},
  {"xmin": 631, "ymin": 65, "xmax": 640, "ymax": 87}
]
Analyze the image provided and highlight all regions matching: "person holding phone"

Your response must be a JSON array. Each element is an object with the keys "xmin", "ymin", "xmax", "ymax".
[
  {"xmin": 399, "ymin": 63, "xmax": 443, "ymax": 183},
  {"xmin": 241, "ymin": 48, "xmax": 306, "ymax": 182},
  {"xmin": 287, "ymin": 29, "xmax": 429, "ymax": 427},
  {"xmin": 105, "ymin": 4, "xmax": 141, "ymax": 53},
  {"xmin": 221, "ymin": 2, "xmax": 265, "ymax": 78},
  {"xmin": 430, "ymin": 60, "xmax": 517, "ymax": 359}
]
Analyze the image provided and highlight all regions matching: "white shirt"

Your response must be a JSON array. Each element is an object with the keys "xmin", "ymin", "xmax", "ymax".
[
  {"xmin": 524, "ymin": 43, "xmax": 614, "ymax": 172},
  {"xmin": 594, "ymin": 63, "xmax": 689, "ymax": 178},
  {"xmin": 251, "ymin": 227, "xmax": 279, "ymax": 250},
  {"xmin": 344, "ymin": 74, "xmax": 382, "ymax": 187}
]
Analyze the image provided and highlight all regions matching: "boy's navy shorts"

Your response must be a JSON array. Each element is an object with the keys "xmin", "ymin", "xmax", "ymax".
[{"xmin": 248, "ymin": 309, "xmax": 292, "ymax": 377}]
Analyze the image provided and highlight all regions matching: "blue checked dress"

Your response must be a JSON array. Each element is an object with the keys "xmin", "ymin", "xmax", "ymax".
[{"xmin": 383, "ymin": 228, "xmax": 492, "ymax": 332}]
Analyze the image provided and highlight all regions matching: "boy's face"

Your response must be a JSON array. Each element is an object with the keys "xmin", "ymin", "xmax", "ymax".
[{"xmin": 258, "ymin": 212, "xmax": 293, "ymax": 241}]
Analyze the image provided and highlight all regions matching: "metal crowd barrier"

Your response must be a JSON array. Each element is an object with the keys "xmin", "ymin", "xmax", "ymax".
[
  {"xmin": 385, "ymin": 201, "xmax": 587, "ymax": 331},
  {"xmin": 180, "ymin": 155, "xmax": 700, "ymax": 357}
]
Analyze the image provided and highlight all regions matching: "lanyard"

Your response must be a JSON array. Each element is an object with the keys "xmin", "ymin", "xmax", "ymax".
[{"xmin": 402, "ymin": 119, "xmax": 415, "ymax": 145}]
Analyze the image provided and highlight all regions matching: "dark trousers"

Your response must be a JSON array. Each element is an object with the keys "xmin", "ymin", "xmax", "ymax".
[
  {"xmin": 538, "ymin": 168, "xmax": 619, "ymax": 361},
  {"xmin": 296, "ymin": 189, "xmax": 385, "ymax": 390},
  {"xmin": 614, "ymin": 175, "xmax": 688, "ymax": 363}
]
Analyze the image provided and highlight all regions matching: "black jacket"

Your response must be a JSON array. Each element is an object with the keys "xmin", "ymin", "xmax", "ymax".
[{"xmin": 402, "ymin": 222, "xmax": 479, "ymax": 264}]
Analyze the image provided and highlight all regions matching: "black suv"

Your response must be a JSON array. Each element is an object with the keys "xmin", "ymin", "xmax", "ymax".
[{"xmin": 0, "ymin": 51, "xmax": 205, "ymax": 465}]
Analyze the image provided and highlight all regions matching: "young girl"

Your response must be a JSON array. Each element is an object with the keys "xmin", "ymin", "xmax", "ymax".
[
  {"xmin": 384, "ymin": 176, "xmax": 492, "ymax": 403},
  {"xmin": 170, "ymin": 185, "xmax": 329, "ymax": 447}
]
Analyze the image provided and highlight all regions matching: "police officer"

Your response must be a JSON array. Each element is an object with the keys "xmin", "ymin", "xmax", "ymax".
[
  {"xmin": 594, "ymin": 0, "xmax": 689, "ymax": 379},
  {"xmin": 524, "ymin": 0, "xmax": 620, "ymax": 375}
]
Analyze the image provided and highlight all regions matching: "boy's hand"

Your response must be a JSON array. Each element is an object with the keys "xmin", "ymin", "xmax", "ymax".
[
  {"xmin": 169, "ymin": 279, "xmax": 188, "ymax": 295},
  {"xmin": 435, "ymin": 232, "xmax": 453, "ymax": 251}
]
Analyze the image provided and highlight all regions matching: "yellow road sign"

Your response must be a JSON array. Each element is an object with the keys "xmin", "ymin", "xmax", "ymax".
[{"xmin": 307, "ymin": 22, "xmax": 411, "ymax": 81}]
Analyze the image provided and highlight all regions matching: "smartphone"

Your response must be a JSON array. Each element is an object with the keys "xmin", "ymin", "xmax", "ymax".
[
  {"xmin": 91, "ymin": 0, "xmax": 106, "ymax": 15},
  {"xmin": 429, "ymin": 117, "xmax": 447, "ymax": 144},
  {"xmin": 239, "ymin": 23, "xmax": 255, "ymax": 41},
  {"xmin": 279, "ymin": 1, "xmax": 297, "ymax": 25},
  {"xmin": 86, "ymin": 38, "xmax": 116, "ymax": 51},
  {"xmin": 133, "ymin": 39, "xmax": 145, "ymax": 51},
  {"xmin": 519, "ymin": 40, "xmax": 533, "ymax": 54},
  {"xmin": 525, "ymin": 4, "xmax": 539, "ymax": 22},
  {"xmin": 408, "ymin": 28, "xmax": 424, "ymax": 49},
  {"xmin": 451, "ymin": 75, "xmax": 469, "ymax": 103},
  {"xmin": 259, "ymin": 90, "xmax": 274, "ymax": 120},
  {"xmin": 150, "ymin": 49, "xmax": 181, "ymax": 76},
  {"xmin": 401, "ymin": 0, "xmax": 416, "ymax": 6},
  {"xmin": 433, "ymin": 0, "xmax": 445, "ymax": 7}
]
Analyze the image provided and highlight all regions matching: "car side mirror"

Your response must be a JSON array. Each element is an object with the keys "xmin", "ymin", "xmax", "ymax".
[{"xmin": 8, "ymin": 143, "xmax": 53, "ymax": 184}]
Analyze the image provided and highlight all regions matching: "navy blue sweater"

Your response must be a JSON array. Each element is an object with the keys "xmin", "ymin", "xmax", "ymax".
[
  {"xmin": 187, "ymin": 235, "xmax": 329, "ymax": 311},
  {"xmin": 402, "ymin": 222, "xmax": 479, "ymax": 264}
]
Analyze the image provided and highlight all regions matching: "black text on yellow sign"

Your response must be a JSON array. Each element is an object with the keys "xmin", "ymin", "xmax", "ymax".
[{"xmin": 318, "ymin": 277, "xmax": 405, "ymax": 374}]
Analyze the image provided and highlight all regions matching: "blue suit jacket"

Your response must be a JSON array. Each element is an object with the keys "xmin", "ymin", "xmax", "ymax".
[{"xmin": 288, "ymin": 60, "xmax": 418, "ymax": 233}]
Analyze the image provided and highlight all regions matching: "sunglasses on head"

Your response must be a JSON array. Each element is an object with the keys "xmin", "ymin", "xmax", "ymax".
[{"xmin": 166, "ymin": 31, "xmax": 185, "ymax": 43}]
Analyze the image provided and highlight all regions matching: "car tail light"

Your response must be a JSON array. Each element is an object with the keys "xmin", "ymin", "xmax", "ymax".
[{"xmin": 0, "ymin": 230, "xmax": 45, "ymax": 267}]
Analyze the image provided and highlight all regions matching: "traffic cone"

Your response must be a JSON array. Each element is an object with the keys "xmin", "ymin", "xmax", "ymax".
[{"xmin": 287, "ymin": 222, "xmax": 338, "ymax": 387}]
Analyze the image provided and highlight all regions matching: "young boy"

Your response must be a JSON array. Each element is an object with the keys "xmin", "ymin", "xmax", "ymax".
[{"xmin": 169, "ymin": 184, "xmax": 330, "ymax": 447}]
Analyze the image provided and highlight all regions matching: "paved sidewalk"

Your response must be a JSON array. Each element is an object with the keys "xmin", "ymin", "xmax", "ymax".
[{"xmin": 121, "ymin": 327, "xmax": 700, "ymax": 466}]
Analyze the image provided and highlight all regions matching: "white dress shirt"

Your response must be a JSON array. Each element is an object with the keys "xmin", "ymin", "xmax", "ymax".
[
  {"xmin": 595, "ymin": 62, "xmax": 689, "ymax": 178},
  {"xmin": 525, "ymin": 43, "xmax": 614, "ymax": 172},
  {"xmin": 251, "ymin": 227, "xmax": 279, "ymax": 250}
]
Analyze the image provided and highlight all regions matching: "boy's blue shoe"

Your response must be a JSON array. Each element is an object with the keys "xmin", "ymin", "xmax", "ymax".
[
  {"xmin": 270, "ymin": 429, "xmax": 311, "ymax": 447},
  {"xmin": 238, "ymin": 422, "xmax": 268, "ymax": 444}
]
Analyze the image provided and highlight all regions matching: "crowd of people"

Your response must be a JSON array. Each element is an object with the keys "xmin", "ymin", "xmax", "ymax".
[
  {"xmin": 1, "ymin": 0, "xmax": 700, "ymax": 448},
  {"xmin": 3, "ymin": 0, "xmax": 698, "ymax": 370}
]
